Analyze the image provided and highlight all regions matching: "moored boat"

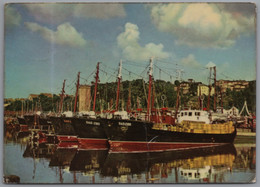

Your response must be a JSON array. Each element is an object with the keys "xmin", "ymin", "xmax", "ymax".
[{"xmin": 102, "ymin": 58, "xmax": 236, "ymax": 153}]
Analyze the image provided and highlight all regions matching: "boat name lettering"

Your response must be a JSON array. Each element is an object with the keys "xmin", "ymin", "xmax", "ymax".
[
  {"xmin": 119, "ymin": 122, "xmax": 131, "ymax": 126},
  {"xmin": 86, "ymin": 121, "xmax": 100, "ymax": 125}
]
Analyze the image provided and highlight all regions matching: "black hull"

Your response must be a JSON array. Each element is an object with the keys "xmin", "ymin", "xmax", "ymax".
[
  {"xmin": 102, "ymin": 119, "xmax": 237, "ymax": 144},
  {"xmin": 101, "ymin": 144, "xmax": 236, "ymax": 177},
  {"xmin": 70, "ymin": 117, "xmax": 107, "ymax": 140},
  {"xmin": 50, "ymin": 116, "xmax": 76, "ymax": 136},
  {"xmin": 24, "ymin": 115, "xmax": 52, "ymax": 127},
  {"xmin": 23, "ymin": 115, "xmax": 35, "ymax": 127},
  {"xmin": 17, "ymin": 117, "xmax": 26, "ymax": 125}
]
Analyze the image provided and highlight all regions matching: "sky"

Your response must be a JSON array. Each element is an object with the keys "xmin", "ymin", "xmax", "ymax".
[{"xmin": 4, "ymin": 2, "xmax": 256, "ymax": 98}]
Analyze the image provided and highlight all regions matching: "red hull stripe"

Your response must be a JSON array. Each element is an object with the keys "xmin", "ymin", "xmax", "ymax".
[
  {"xmin": 78, "ymin": 138, "xmax": 109, "ymax": 150},
  {"xmin": 109, "ymin": 141, "xmax": 225, "ymax": 153},
  {"xmin": 57, "ymin": 135, "xmax": 78, "ymax": 142},
  {"xmin": 57, "ymin": 141, "xmax": 79, "ymax": 149}
]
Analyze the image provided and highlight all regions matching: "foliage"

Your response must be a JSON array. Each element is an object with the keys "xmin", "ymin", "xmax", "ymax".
[{"xmin": 5, "ymin": 80, "xmax": 256, "ymax": 114}]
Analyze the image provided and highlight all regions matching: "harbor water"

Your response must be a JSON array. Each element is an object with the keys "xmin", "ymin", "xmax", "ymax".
[{"xmin": 3, "ymin": 129, "xmax": 256, "ymax": 184}]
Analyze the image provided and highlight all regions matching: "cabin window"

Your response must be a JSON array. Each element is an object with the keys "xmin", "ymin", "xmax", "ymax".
[
  {"xmin": 188, "ymin": 173, "xmax": 192, "ymax": 177},
  {"xmin": 181, "ymin": 112, "xmax": 183, "ymax": 116},
  {"xmin": 197, "ymin": 112, "xmax": 200, "ymax": 116},
  {"xmin": 184, "ymin": 112, "xmax": 187, "ymax": 116},
  {"xmin": 189, "ymin": 112, "xmax": 192, "ymax": 116}
]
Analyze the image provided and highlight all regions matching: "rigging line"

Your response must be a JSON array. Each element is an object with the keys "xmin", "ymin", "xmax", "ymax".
[
  {"xmin": 80, "ymin": 77, "xmax": 88, "ymax": 82},
  {"xmin": 100, "ymin": 69, "xmax": 117, "ymax": 82},
  {"xmin": 123, "ymin": 63, "xmax": 148, "ymax": 68},
  {"xmin": 123, "ymin": 60, "xmax": 148, "ymax": 68},
  {"xmin": 154, "ymin": 64, "xmax": 175, "ymax": 78},
  {"xmin": 140, "ymin": 64, "xmax": 150, "ymax": 79},
  {"xmin": 156, "ymin": 58, "xmax": 180, "ymax": 66},
  {"xmin": 99, "ymin": 68, "xmax": 117, "ymax": 78},
  {"xmin": 124, "ymin": 59, "xmax": 150, "ymax": 65},
  {"xmin": 83, "ymin": 70, "xmax": 96, "ymax": 83},
  {"xmin": 142, "ymin": 78, "xmax": 148, "ymax": 103},
  {"xmin": 66, "ymin": 77, "xmax": 77, "ymax": 88},
  {"xmin": 100, "ymin": 63, "xmax": 118, "ymax": 73},
  {"xmin": 122, "ymin": 67, "xmax": 145, "ymax": 79}
]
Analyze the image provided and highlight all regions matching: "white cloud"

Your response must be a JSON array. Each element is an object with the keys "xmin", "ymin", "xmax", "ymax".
[
  {"xmin": 180, "ymin": 54, "xmax": 201, "ymax": 68},
  {"xmin": 150, "ymin": 3, "xmax": 255, "ymax": 48},
  {"xmin": 5, "ymin": 5, "xmax": 21, "ymax": 29},
  {"xmin": 25, "ymin": 22, "xmax": 86, "ymax": 47},
  {"xmin": 206, "ymin": 61, "xmax": 216, "ymax": 68},
  {"xmin": 117, "ymin": 22, "xmax": 170, "ymax": 61},
  {"xmin": 24, "ymin": 4, "xmax": 126, "ymax": 24}
]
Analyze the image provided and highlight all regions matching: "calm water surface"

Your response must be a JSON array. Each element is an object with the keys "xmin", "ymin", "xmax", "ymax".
[{"xmin": 4, "ymin": 130, "xmax": 256, "ymax": 184}]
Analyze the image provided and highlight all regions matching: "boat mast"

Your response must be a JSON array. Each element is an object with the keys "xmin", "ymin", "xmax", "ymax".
[
  {"xmin": 213, "ymin": 66, "xmax": 217, "ymax": 111},
  {"xmin": 74, "ymin": 72, "xmax": 80, "ymax": 113},
  {"xmin": 127, "ymin": 82, "xmax": 131, "ymax": 112},
  {"xmin": 147, "ymin": 58, "xmax": 153, "ymax": 121},
  {"xmin": 59, "ymin": 79, "xmax": 66, "ymax": 114},
  {"xmin": 175, "ymin": 81, "xmax": 180, "ymax": 119},
  {"xmin": 207, "ymin": 67, "xmax": 212, "ymax": 112},
  {"xmin": 93, "ymin": 62, "xmax": 100, "ymax": 112},
  {"xmin": 116, "ymin": 60, "xmax": 122, "ymax": 111}
]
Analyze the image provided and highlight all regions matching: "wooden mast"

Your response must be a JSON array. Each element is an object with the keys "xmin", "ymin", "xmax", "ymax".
[
  {"xmin": 116, "ymin": 60, "xmax": 122, "ymax": 111},
  {"xmin": 127, "ymin": 82, "xmax": 131, "ymax": 112},
  {"xmin": 147, "ymin": 57, "xmax": 153, "ymax": 121},
  {"xmin": 74, "ymin": 72, "xmax": 80, "ymax": 113},
  {"xmin": 207, "ymin": 67, "xmax": 212, "ymax": 112},
  {"xmin": 93, "ymin": 62, "xmax": 100, "ymax": 112},
  {"xmin": 59, "ymin": 79, "xmax": 66, "ymax": 114},
  {"xmin": 175, "ymin": 82, "xmax": 180, "ymax": 119},
  {"xmin": 213, "ymin": 66, "xmax": 217, "ymax": 111}
]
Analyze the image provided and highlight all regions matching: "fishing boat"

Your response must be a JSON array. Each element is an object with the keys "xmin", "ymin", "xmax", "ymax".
[
  {"xmin": 69, "ymin": 62, "xmax": 108, "ymax": 148},
  {"xmin": 102, "ymin": 58, "xmax": 237, "ymax": 152},
  {"xmin": 50, "ymin": 76, "xmax": 79, "ymax": 143},
  {"xmin": 50, "ymin": 111, "xmax": 78, "ymax": 142}
]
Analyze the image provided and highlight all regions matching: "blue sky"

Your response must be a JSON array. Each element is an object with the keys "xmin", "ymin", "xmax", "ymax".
[{"xmin": 4, "ymin": 3, "xmax": 256, "ymax": 98}]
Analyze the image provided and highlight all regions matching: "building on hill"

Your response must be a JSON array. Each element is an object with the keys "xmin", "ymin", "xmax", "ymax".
[
  {"xmin": 28, "ymin": 94, "xmax": 38, "ymax": 101},
  {"xmin": 174, "ymin": 79, "xmax": 202, "ymax": 95},
  {"xmin": 197, "ymin": 84, "xmax": 215, "ymax": 96},
  {"xmin": 28, "ymin": 93, "xmax": 53, "ymax": 100},
  {"xmin": 216, "ymin": 80, "xmax": 249, "ymax": 93}
]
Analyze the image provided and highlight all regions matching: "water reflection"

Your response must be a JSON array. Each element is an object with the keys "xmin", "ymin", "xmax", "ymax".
[
  {"xmin": 4, "ymin": 128, "xmax": 256, "ymax": 183},
  {"xmin": 101, "ymin": 144, "xmax": 236, "ymax": 183}
]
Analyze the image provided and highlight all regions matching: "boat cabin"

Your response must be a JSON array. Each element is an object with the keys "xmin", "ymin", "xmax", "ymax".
[
  {"xmin": 78, "ymin": 111, "xmax": 96, "ymax": 119},
  {"xmin": 177, "ymin": 110, "xmax": 210, "ymax": 124},
  {"xmin": 113, "ymin": 111, "xmax": 129, "ymax": 120}
]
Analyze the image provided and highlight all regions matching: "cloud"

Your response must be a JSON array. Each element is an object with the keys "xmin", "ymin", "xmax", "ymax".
[
  {"xmin": 117, "ymin": 22, "xmax": 170, "ymax": 61},
  {"xmin": 24, "ymin": 4, "xmax": 126, "ymax": 24},
  {"xmin": 25, "ymin": 22, "xmax": 86, "ymax": 47},
  {"xmin": 180, "ymin": 54, "xmax": 201, "ymax": 68},
  {"xmin": 5, "ymin": 5, "xmax": 21, "ymax": 29},
  {"xmin": 149, "ymin": 3, "xmax": 255, "ymax": 48},
  {"xmin": 206, "ymin": 61, "xmax": 216, "ymax": 68}
]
